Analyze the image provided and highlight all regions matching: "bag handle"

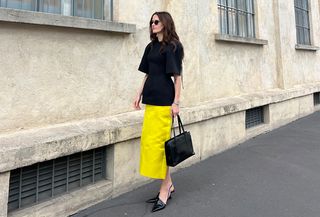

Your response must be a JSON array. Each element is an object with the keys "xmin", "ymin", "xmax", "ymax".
[
  {"xmin": 170, "ymin": 115, "xmax": 185, "ymax": 138},
  {"xmin": 177, "ymin": 115, "xmax": 185, "ymax": 133}
]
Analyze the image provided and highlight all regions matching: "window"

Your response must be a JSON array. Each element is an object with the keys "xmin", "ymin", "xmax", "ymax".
[
  {"xmin": 8, "ymin": 147, "xmax": 106, "ymax": 211},
  {"xmin": 0, "ymin": 0, "xmax": 110, "ymax": 20},
  {"xmin": 314, "ymin": 92, "xmax": 320, "ymax": 106},
  {"xmin": 73, "ymin": 0, "xmax": 105, "ymax": 20},
  {"xmin": 217, "ymin": 0, "xmax": 255, "ymax": 38},
  {"xmin": 245, "ymin": 106, "xmax": 264, "ymax": 128},
  {"xmin": 294, "ymin": 0, "xmax": 311, "ymax": 45},
  {"xmin": 1, "ymin": 0, "xmax": 37, "ymax": 11}
]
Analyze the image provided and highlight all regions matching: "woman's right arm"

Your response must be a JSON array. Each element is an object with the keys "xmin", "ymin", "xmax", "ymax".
[{"xmin": 133, "ymin": 75, "xmax": 148, "ymax": 110}]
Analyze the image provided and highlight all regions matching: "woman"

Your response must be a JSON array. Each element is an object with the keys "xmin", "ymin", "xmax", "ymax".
[{"xmin": 133, "ymin": 11, "xmax": 184, "ymax": 212}]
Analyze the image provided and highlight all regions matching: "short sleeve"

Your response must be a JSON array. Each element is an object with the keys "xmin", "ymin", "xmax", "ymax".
[
  {"xmin": 138, "ymin": 43, "xmax": 151, "ymax": 74},
  {"xmin": 166, "ymin": 43, "xmax": 183, "ymax": 76}
]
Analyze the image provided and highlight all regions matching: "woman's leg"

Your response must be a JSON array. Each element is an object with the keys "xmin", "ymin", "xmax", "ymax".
[{"xmin": 158, "ymin": 167, "xmax": 174, "ymax": 203}]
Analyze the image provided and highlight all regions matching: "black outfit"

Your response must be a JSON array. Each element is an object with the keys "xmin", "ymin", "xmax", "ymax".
[{"xmin": 138, "ymin": 39, "xmax": 183, "ymax": 106}]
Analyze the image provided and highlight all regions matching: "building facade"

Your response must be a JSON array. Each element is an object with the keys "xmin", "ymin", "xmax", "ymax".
[{"xmin": 0, "ymin": 0, "xmax": 319, "ymax": 216}]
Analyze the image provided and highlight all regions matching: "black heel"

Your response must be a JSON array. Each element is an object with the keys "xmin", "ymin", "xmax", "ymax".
[
  {"xmin": 146, "ymin": 193, "xmax": 159, "ymax": 203},
  {"xmin": 146, "ymin": 185, "xmax": 174, "ymax": 203},
  {"xmin": 151, "ymin": 184, "xmax": 173, "ymax": 212},
  {"xmin": 152, "ymin": 198, "xmax": 166, "ymax": 212}
]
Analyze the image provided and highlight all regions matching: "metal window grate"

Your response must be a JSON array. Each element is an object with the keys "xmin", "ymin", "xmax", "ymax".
[
  {"xmin": 73, "ymin": 0, "xmax": 105, "ymax": 20},
  {"xmin": 8, "ymin": 147, "xmax": 106, "ymax": 212},
  {"xmin": 314, "ymin": 92, "xmax": 320, "ymax": 105},
  {"xmin": 217, "ymin": 0, "xmax": 255, "ymax": 38},
  {"xmin": 0, "ymin": 0, "xmax": 111, "ymax": 20},
  {"xmin": 38, "ymin": 0, "xmax": 61, "ymax": 14},
  {"xmin": 294, "ymin": 0, "xmax": 311, "ymax": 45},
  {"xmin": 245, "ymin": 106, "xmax": 264, "ymax": 128},
  {"xmin": 0, "ymin": 0, "xmax": 60, "ymax": 13}
]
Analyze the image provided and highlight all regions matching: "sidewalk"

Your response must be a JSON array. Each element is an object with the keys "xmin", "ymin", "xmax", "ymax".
[{"xmin": 71, "ymin": 111, "xmax": 320, "ymax": 217}]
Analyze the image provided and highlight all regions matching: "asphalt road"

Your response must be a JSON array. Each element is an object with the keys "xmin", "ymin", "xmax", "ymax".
[{"xmin": 72, "ymin": 111, "xmax": 320, "ymax": 217}]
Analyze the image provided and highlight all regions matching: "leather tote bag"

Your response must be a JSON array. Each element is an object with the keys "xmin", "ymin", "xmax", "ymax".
[{"xmin": 165, "ymin": 115, "xmax": 195, "ymax": 167}]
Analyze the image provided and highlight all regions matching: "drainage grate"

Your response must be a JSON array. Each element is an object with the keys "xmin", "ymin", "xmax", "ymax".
[
  {"xmin": 8, "ymin": 147, "xmax": 106, "ymax": 211},
  {"xmin": 314, "ymin": 92, "xmax": 320, "ymax": 105},
  {"xmin": 245, "ymin": 106, "xmax": 264, "ymax": 129}
]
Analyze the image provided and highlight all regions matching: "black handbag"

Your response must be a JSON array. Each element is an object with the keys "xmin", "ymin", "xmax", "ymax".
[{"xmin": 165, "ymin": 115, "xmax": 195, "ymax": 167}]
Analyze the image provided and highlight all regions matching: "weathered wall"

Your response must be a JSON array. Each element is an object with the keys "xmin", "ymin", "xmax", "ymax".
[
  {"xmin": 0, "ymin": 22, "xmax": 144, "ymax": 132},
  {"xmin": 276, "ymin": 0, "xmax": 320, "ymax": 88},
  {"xmin": 0, "ymin": 0, "xmax": 319, "ymax": 134}
]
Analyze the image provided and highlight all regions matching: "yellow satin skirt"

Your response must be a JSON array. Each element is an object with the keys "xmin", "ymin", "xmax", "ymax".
[{"xmin": 140, "ymin": 104, "xmax": 172, "ymax": 179}]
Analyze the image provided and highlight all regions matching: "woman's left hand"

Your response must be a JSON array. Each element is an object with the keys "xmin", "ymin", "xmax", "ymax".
[{"xmin": 171, "ymin": 104, "xmax": 179, "ymax": 117}]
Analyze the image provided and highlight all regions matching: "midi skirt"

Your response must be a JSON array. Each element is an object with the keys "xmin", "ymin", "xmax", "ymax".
[{"xmin": 140, "ymin": 104, "xmax": 172, "ymax": 179}]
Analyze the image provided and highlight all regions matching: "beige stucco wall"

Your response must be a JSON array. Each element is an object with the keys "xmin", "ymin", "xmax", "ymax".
[
  {"xmin": 199, "ymin": 0, "xmax": 278, "ymax": 101},
  {"xmin": 277, "ymin": 0, "xmax": 320, "ymax": 88},
  {"xmin": 0, "ymin": 22, "xmax": 137, "ymax": 133},
  {"xmin": 269, "ymin": 94, "xmax": 314, "ymax": 126},
  {"xmin": 1, "ymin": 0, "xmax": 320, "ymax": 134},
  {"xmin": 0, "ymin": 1, "xmax": 178, "ymax": 134}
]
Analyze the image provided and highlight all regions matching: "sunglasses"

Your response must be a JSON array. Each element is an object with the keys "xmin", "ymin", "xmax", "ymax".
[{"xmin": 150, "ymin": 20, "xmax": 160, "ymax": 25}]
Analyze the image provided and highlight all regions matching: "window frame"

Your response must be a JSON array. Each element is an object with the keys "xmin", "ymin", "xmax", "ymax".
[
  {"xmin": 314, "ymin": 92, "xmax": 320, "ymax": 106},
  {"xmin": 8, "ymin": 147, "xmax": 107, "ymax": 212},
  {"xmin": 217, "ymin": 0, "xmax": 256, "ymax": 38},
  {"xmin": 0, "ymin": 0, "xmax": 112, "ymax": 21},
  {"xmin": 294, "ymin": 0, "xmax": 311, "ymax": 45},
  {"xmin": 245, "ymin": 106, "xmax": 265, "ymax": 129}
]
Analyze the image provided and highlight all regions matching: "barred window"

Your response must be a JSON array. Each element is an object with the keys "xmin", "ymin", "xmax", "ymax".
[
  {"xmin": 1, "ymin": 0, "xmax": 35, "ymax": 11},
  {"xmin": 314, "ymin": 92, "xmax": 320, "ymax": 106},
  {"xmin": 294, "ymin": 0, "xmax": 311, "ymax": 45},
  {"xmin": 217, "ymin": 0, "xmax": 255, "ymax": 38},
  {"xmin": 8, "ymin": 147, "xmax": 106, "ymax": 212},
  {"xmin": 245, "ymin": 106, "xmax": 264, "ymax": 129},
  {"xmin": 73, "ymin": 0, "xmax": 104, "ymax": 20},
  {"xmin": 39, "ymin": 0, "xmax": 61, "ymax": 14},
  {"xmin": 0, "ymin": 0, "xmax": 111, "ymax": 20}
]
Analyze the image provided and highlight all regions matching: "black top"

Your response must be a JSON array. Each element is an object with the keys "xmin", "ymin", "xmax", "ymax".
[{"xmin": 138, "ymin": 39, "xmax": 183, "ymax": 106}]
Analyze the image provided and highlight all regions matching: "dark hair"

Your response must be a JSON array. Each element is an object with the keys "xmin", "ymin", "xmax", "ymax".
[{"xmin": 149, "ymin": 11, "xmax": 184, "ymax": 60}]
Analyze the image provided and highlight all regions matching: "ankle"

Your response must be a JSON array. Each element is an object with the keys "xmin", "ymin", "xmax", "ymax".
[{"xmin": 161, "ymin": 181, "xmax": 172, "ymax": 189}]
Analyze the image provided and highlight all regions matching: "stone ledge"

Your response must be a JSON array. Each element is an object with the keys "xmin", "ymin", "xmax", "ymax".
[
  {"xmin": 0, "ymin": 111, "xmax": 144, "ymax": 172},
  {"xmin": 181, "ymin": 83, "xmax": 320, "ymax": 125},
  {"xmin": 295, "ymin": 44, "xmax": 319, "ymax": 51},
  {"xmin": 0, "ymin": 8, "xmax": 136, "ymax": 33},
  {"xmin": 0, "ymin": 83, "xmax": 320, "ymax": 172},
  {"xmin": 215, "ymin": 34, "xmax": 268, "ymax": 45}
]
